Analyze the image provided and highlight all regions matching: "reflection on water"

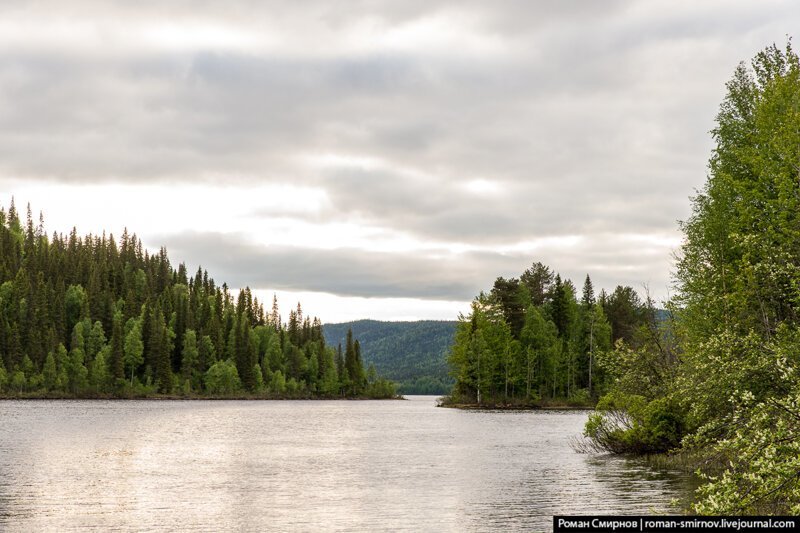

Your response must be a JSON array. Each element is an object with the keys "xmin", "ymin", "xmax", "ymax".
[{"xmin": 0, "ymin": 397, "xmax": 694, "ymax": 532}]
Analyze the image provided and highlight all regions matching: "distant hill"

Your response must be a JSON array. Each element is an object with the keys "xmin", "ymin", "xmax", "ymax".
[{"xmin": 323, "ymin": 320, "xmax": 457, "ymax": 395}]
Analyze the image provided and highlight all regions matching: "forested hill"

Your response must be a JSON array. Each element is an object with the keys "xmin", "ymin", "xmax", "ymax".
[
  {"xmin": 323, "ymin": 320, "xmax": 457, "ymax": 394},
  {"xmin": 0, "ymin": 200, "xmax": 393, "ymax": 399}
]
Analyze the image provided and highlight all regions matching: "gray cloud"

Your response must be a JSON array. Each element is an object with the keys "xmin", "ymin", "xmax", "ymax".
[
  {"xmin": 1, "ymin": 1, "xmax": 798, "ymax": 304},
  {"xmin": 156, "ymin": 231, "xmax": 518, "ymax": 300},
  {"xmin": 154, "ymin": 231, "xmax": 675, "ymax": 302}
]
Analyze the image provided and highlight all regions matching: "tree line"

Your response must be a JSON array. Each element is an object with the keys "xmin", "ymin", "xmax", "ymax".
[
  {"xmin": 446, "ymin": 261, "xmax": 658, "ymax": 406},
  {"xmin": 0, "ymin": 202, "xmax": 394, "ymax": 398},
  {"xmin": 582, "ymin": 42, "xmax": 800, "ymax": 514},
  {"xmin": 448, "ymin": 40, "xmax": 800, "ymax": 515}
]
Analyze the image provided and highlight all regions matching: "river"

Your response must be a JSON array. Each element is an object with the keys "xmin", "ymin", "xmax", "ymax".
[{"xmin": 0, "ymin": 396, "xmax": 694, "ymax": 532}]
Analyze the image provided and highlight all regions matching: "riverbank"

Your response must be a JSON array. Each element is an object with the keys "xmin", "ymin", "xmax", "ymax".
[
  {"xmin": 0, "ymin": 392, "xmax": 405, "ymax": 401},
  {"xmin": 437, "ymin": 396, "xmax": 594, "ymax": 410}
]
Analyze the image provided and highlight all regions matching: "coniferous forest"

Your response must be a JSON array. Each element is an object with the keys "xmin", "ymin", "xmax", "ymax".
[
  {"xmin": 446, "ymin": 264, "xmax": 656, "ymax": 407},
  {"xmin": 449, "ymin": 43, "xmax": 800, "ymax": 514},
  {"xmin": 0, "ymin": 202, "xmax": 395, "ymax": 399}
]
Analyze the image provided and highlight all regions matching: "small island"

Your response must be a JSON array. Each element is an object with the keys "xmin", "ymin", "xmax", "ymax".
[
  {"xmin": 0, "ymin": 203, "xmax": 396, "ymax": 400},
  {"xmin": 441, "ymin": 260, "xmax": 648, "ymax": 411}
]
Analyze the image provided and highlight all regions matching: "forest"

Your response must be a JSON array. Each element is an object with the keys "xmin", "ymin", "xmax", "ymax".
[
  {"xmin": 0, "ymin": 203, "xmax": 395, "ymax": 399},
  {"xmin": 324, "ymin": 319, "xmax": 456, "ymax": 394},
  {"xmin": 449, "ymin": 42, "xmax": 800, "ymax": 514},
  {"xmin": 445, "ymin": 262, "xmax": 657, "ymax": 406}
]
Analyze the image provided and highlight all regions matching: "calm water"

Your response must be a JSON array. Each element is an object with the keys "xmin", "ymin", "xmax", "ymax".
[{"xmin": 0, "ymin": 396, "xmax": 694, "ymax": 532}]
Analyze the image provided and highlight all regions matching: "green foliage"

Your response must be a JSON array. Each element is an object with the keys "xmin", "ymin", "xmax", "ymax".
[
  {"xmin": 181, "ymin": 329, "xmax": 200, "ymax": 391},
  {"xmin": 366, "ymin": 378, "xmax": 396, "ymax": 399},
  {"xmin": 87, "ymin": 320, "xmax": 106, "ymax": 360},
  {"xmin": 110, "ymin": 312, "xmax": 125, "ymax": 381},
  {"xmin": 54, "ymin": 344, "xmax": 68, "ymax": 392},
  {"xmin": 270, "ymin": 369, "xmax": 286, "ymax": 394},
  {"xmin": 67, "ymin": 347, "xmax": 88, "ymax": 394},
  {"xmin": 42, "ymin": 352, "xmax": 57, "ymax": 390},
  {"xmin": 585, "ymin": 296, "xmax": 684, "ymax": 454},
  {"xmin": 64, "ymin": 285, "xmax": 88, "ymax": 341},
  {"xmin": 693, "ymin": 388, "xmax": 800, "ymax": 515},
  {"xmin": 446, "ymin": 264, "xmax": 640, "ymax": 406},
  {"xmin": 604, "ymin": 286, "xmax": 643, "ymax": 345},
  {"xmin": 0, "ymin": 201, "xmax": 388, "ymax": 399},
  {"xmin": 324, "ymin": 320, "xmax": 456, "ymax": 394},
  {"xmin": 124, "ymin": 321, "xmax": 144, "ymax": 386},
  {"xmin": 204, "ymin": 359, "xmax": 241, "ymax": 395},
  {"xmin": 252, "ymin": 363, "xmax": 264, "ymax": 392},
  {"xmin": 584, "ymin": 392, "xmax": 685, "ymax": 454},
  {"xmin": 11, "ymin": 369, "xmax": 26, "ymax": 392},
  {"xmin": 89, "ymin": 349, "xmax": 111, "ymax": 393},
  {"xmin": 577, "ymin": 42, "xmax": 800, "ymax": 513},
  {"xmin": 671, "ymin": 42, "xmax": 800, "ymax": 513}
]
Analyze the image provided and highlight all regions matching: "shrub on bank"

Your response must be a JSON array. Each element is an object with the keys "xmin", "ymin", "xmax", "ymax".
[{"xmin": 584, "ymin": 391, "xmax": 685, "ymax": 454}]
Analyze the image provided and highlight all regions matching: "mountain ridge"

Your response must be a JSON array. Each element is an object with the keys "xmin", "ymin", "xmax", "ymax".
[{"xmin": 323, "ymin": 319, "xmax": 457, "ymax": 394}]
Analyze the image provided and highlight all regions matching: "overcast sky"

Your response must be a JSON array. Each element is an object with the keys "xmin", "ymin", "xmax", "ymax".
[{"xmin": 1, "ymin": 1, "xmax": 797, "ymax": 323}]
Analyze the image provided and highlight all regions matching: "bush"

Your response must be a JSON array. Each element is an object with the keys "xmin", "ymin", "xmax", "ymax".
[
  {"xmin": 584, "ymin": 391, "xmax": 685, "ymax": 454},
  {"xmin": 205, "ymin": 359, "xmax": 241, "ymax": 395},
  {"xmin": 11, "ymin": 370, "xmax": 27, "ymax": 393}
]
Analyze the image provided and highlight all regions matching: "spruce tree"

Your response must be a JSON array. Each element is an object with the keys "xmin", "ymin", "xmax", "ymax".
[
  {"xmin": 581, "ymin": 275, "xmax": 595, "ymax": 308},
  {"xmin": 110, "ymin": 312, "xmax": 125, "ymax": 381},
  {"xmin": 234, "ymin": 315, "xmax": 256, "ymax": 392},
  {"xmin": 156, "ymin": 325, "xmax": 172, "ymax": 394}
]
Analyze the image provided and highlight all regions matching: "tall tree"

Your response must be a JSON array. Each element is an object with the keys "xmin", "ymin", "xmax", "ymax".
[
  {"xmin": 124, "ymin": 320, "xmax": 143, "ymax": 386},
  {"xmin": 676, "ymin": 43, "xmax": 800, "ymax": 513}
]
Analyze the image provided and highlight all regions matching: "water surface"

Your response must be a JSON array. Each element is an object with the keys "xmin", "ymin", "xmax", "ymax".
[{"xmin": 0, "ymin": 396, "xmax": 693, "ymax": 532}]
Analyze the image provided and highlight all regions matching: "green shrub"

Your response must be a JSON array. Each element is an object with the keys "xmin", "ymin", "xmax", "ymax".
[
  {"xmin": 584, "ymin": 391, "xmax": 684, "ymax": 454},
  {"xmin": 204, "ymin": 359, "xmax": 241, "ymax": 395}
]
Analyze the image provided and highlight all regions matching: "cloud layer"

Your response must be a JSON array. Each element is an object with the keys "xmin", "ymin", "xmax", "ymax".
[{"xmin": 1, "ymin": 1, "xmax": 798, "ymax": 315}]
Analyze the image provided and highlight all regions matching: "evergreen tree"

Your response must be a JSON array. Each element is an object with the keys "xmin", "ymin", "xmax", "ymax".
[
  {"xmin": 234, "ymin": 315, "xmax": 256, "ymax": 391},
  {"xmin": 0, "ymin": 200, "xmax": 380, "ymax": 399},
  {"xmin": 520, "ymin": 262, "xmax": 553, "ymax": 307},
  {"xmin": 490, "ymin": 277, "xmax": 525, "ymax": 338},
  {"xmin": 110, "ymin": 312, "xmax": 125, "ymax": 382},
  {"xmin": 344, "ymin": 329, "xmax": 362, "ymax": 395},
  {"xmin": 157, "ymin": 326, "xmax": 172, "ymax": 393},
  {"xmin": 581, "ymin": 275, "xmax": 595, "ymax": 308}
]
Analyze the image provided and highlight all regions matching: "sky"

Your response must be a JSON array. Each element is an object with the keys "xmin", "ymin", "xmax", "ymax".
[{"xmin": 1, "ymin": 1, "xmax": 798, "ymax": 323}]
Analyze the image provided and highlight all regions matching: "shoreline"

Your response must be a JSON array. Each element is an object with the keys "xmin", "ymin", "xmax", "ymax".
[
  {"xmin": 0, "ymin": 393, "xmax": 406, "ymax": 401},
  {"xmin": 438, "ymin": 401, "xmax": 594, "ymax": 411}
]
